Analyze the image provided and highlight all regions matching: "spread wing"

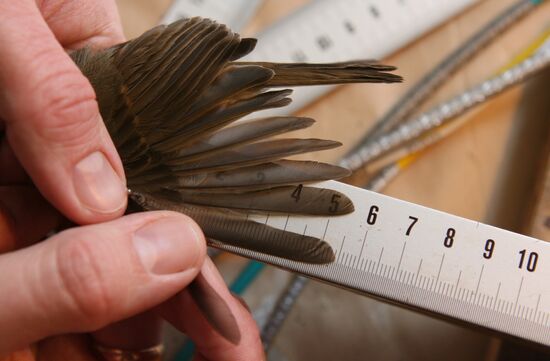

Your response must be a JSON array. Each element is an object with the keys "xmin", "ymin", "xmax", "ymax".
[{"xmin": 71, "ymin": 17, "xmax": 401, "ymax": 263}]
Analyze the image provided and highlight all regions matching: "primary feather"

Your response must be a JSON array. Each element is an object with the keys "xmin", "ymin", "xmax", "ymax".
[{"xmin": 71, "ymin": 17, "xmax": 401, "ymax": 264}]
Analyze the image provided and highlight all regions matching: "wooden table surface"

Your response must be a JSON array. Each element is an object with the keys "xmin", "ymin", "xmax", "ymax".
[{"xmin": 115, "ymin": 1, "xmax": 550, "ymax": 360}]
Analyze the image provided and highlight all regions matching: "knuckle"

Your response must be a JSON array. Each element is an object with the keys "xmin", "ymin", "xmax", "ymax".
[
  {"xmin": 25, "ymin": 49, "xmax": 101, "ymax": 149},
  {"xmin": 55, "ymin": 232, "xmax": 113, "ymax": 328}
]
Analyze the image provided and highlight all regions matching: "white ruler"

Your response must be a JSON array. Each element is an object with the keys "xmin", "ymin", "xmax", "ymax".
[
  {"xmin": 244, "ymin": 0, "xmax": 480, "ymax": 115},
  {"xmin": 160, "ymin": 0, "xmax": 263, "ymax": 30},
  {"xmin": 212, "ymin": 180, "xmax": 550, "ymax": 347}
]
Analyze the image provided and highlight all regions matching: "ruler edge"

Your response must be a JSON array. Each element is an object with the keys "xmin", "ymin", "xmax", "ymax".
[
  {"xmin": 211, "ymin": 239, "xmax": 550, "ymax": 350},
  {"xmin": 212, "ymin": 240, "xmax": 550, "ymax": 350}
]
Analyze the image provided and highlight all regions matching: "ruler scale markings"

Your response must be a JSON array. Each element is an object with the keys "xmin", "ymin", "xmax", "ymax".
[
  {"xmin": 421, "ymin": 276, "xmax": 427, "ymax": 291},
  {"xmin": 489, "ymin": 295, "xmax": 495, "ymax": 310},
  {"xmin": 438, "ymin": 281, "xmax": 444, "ymax": 296},
  {"xmin": 469, "ymin": 290, "xmax": 476, "ymax": 304},
  {"xmin": 358, "ymin": 229, "xmax": 369, "ymax": 260},
  {"xmin": 338, "ymin": 236, "xmax": 347, "ymax": 261},
  {"xmin": 376, "ymin": 247, "xmax": 385, "ymax": 275},
  {"xmin": 486, "ymin": 295, "xmax": 493, "ymax": 310},
  {"xmin": 444, "ymin": 283, "xmax": 451, "ymax": 297},
  {"xmin": 415, "ymin": 259, "xmax": 423, "ymax": 287},
  {"xmin": 377, "ymin": 261, "xmax": 384, "ymax": 277},
  {"xmin": 436, "ymin": 254, "xmax": 445, "ymax": 285},
  {"xmin": 535, "ymin": 294, "xmax": 542, "ymax": 318},
  {"xmin": 382, "ymin": 263, "xmax": 389, "ymax": 279},
  {"xmin": 406, "ymin": 270, "xmax": 413, "ymax": 285},
  {"xmin": 397, "ymin": 242, "xmax": 407, "ymax": 271},
  {"xmin": 459, "ymin": 288, "xmax": 466, "ymax": 303},
  {"xmin": 230, "ymin": 180, "xmax": 550, "ymax": 346},
  {"xmin": 515, "ymin": 276, "xmax": 525, "ymax": 314},
  {"xmin": 415, "ymin": 274, "xmax": 422, "ymax": 289},
  {"xmin": 505, "ymin": 301, "xmax": 511, "ymax": 316},
  {"xmin": 382, "ymin": 264, "xmax": 388, "ymax": 278},
  {"xmin": 475, "ymin": 265, "xmax": 484, "ymax": 294}
]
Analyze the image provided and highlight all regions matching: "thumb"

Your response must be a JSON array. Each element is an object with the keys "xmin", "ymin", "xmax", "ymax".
[
  {"xmin": 0, "ymin": 211, "xmax": 206, "ymax": 355},
  {"xmin": 0, "ymin": 1, "xmax": 126, "ymax": 224}
]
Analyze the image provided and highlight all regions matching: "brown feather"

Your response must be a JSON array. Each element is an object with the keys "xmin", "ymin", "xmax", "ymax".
[
  {"xmin": 175, "ymin": 185, "xmax": 354, "ymax": 215},
  {"xmin": 131, "ymin": 191, "xmax": 336, "ymax": 264},
  {"xmin": 69, "ymin": 17, "xmax": 402, "ymax": 264},
  {"xmin": 174, "ymin": 160, "xmax": 350, "ymax": 189},
  {"xmin": 237, "ymin": 60, "xmax": 403, "ymax": 86}
]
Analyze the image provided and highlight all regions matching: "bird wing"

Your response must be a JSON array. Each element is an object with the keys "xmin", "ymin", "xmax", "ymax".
[{"xmin": 71, "ymin": 17, "xmax": 402, "ymax": 263}]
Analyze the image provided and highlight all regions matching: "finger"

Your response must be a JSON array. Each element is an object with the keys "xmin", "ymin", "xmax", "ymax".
[
  {"xmin": 0, "ymin": 1, "xmax": 127, "ymax": 224},
  {"xmin": 160, "ymin": 258, "xmax": 265, "ymax": 361},
  {"xmin": 0, "ymin": 211, "xmax": 206, "ymax": 354},
  {"xmin": 38, "ymin": 0, "xmax": 125, "ymax": 48},
  {"xmin": 0, "ymin": 186, "xmax": 62, "ymax": 252}
]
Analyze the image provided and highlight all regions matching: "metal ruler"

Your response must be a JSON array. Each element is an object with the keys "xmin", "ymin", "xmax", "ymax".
[
  {"xmin": 244, "ymin": 0, "xmax": 480, "ymax": 115},
  {"xmin": 211, "ymin": 180, "xmax": 550, "ymax": 347}
]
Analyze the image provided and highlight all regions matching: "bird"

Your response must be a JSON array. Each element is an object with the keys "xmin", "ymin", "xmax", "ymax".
[{"xmin": 70, "ymin": 17, "xmax": 402, "ymax": 264}]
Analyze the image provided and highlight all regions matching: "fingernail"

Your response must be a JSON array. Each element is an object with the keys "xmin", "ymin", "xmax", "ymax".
[
  {"xmin": 133, "ymin": 217, "xmax": 204, "ymax": 275},
  {"xmin": 73, "ymin": 151, "xmax": 126, "ymax": 214}
]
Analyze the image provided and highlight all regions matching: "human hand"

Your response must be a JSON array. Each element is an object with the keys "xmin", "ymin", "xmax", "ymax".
[{"xmin": 0, "ymin": 1, "xmax": 264, "ymax": 360}]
